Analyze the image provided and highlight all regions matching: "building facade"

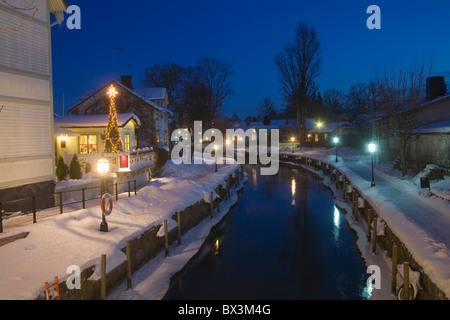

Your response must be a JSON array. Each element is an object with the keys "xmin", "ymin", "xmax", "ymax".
[
  {"xmin": 67, "ymin": 77, "xmax": 171, "ymax": 149},
  {"xmin": 0, "ymin": 0, "xmax": 67, "ymax": 211}
]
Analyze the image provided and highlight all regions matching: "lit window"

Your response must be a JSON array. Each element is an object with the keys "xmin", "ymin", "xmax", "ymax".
[
  {"xmin": 124, "ymin": 134, "xmax": 130, "ymax": 152},
  {"xmin": 315, "ymin": 134, "xmax": 319, "ymax": 142},
  {"xmin": 79, "ymin": 135, "xmax": 97, "ymax": 154}
]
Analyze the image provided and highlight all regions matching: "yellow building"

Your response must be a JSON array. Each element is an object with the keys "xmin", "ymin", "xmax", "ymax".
[{"xmin": 54, "ymin": 113, "xmax": 141, "ymax": 162}]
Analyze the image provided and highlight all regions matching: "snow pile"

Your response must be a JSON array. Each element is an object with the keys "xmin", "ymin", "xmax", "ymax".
[{"xmin": 0, "ymin": 160, "xmax": 241, "ymax": 300}]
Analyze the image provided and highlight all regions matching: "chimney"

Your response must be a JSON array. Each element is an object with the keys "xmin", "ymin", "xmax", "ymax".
[
  {"xmin": 120, "ymin": 75, "xmax": 134, "ymax": 90},
  {"xmin": 426, "ymin": 76, "xmax": 447, "ymax": 102}
]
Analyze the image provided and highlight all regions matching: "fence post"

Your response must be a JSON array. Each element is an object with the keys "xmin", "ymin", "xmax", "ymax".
[
  {"xmin": 391, "ymin": 245, "xmax": 398, "ymax": 295},
  {"xmin": 82, "ymin": 188, "xmax": 85, "ymax": 209},
  {"xmin": 0, "ymin": 202, "xmax": 3, "ymax": 233},
  {"xmin": 335, "ymin": 170, "xmax": 339, "ymax": 188},
  {"xmin": 366, "ymin": 208, "xmax": 372, "ymax": 243},
  {"xmin": 126, "ymin": 240, "xmax": 132, "ymax": 290},
  {"xmin": 101, "ymin": 254, "xmax": 106, "ymax": 300},
  {"xmin": 372, "ymin": 218, "xmax": 377, "ymax": 254},
  {"xmin": 134, "ymin": 180, "xmax": 137, "ymax": 195},
  {"xmin": 115, "ymin": 183, "xmax": 118, "ymax": 201},
  {"xmin": 403, "ymin": 262, "xmax": 410, "ymax": 300},
  {"xmin": 177, "ymin": 211, "xmax": 181, "ymax": 245},
  {"xmin": 210, "ymin": 191, "xmax": 214, "ymax": 218},
  {"xmin": 32, "ymin": 196, "xmax": 36, "ymax": 224},
  {"xmin": 128, "ymin": 181, "xmax": 131, "ymax": 197},
  {"xmin": 59, "ymin": 192, "xmax": 63, "ymax": 214},
  {"xmin": 164, "ymin": 219, "xmax": 169, "ymax": 257}
]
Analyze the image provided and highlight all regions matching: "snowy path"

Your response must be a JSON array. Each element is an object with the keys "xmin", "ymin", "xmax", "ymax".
[{"xmin": 343, "ymin": 158, "xmax": 450, "ymax": 247}]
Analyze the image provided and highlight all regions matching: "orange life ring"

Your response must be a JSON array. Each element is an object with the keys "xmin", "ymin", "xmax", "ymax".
[{"xmin": 101, "ymin": 193, "xmax": 113, "ymax": 216}]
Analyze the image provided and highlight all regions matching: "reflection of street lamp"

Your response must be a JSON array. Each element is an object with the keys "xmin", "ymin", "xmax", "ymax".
[
  {"xmin": 333, "ymin": 137, "xmax": 339, "ymax": 162},
  {"xmin": 368, "ymin": 143, "xmax": 377, "ymax": 187},
  {"xmin": 291, "ymin": 137, "xmax": 295, "ymax": 153}
]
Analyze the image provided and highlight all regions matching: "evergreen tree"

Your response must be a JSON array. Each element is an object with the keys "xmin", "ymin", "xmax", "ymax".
[
  {"xmin": 69, "ymin": 154, "xmax": 82, "ymax": 179},
  {"xmin": 56, "ymin": 157, "xmax": 68, "ymax": 181},
  {"xmin": 104, "ymin": 85, "xmax": 124, "ymax": 153}
]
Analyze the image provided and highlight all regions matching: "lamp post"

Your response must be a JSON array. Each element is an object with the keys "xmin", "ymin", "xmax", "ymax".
[
  {"xmin": 97, "ymin": 155, "xmax": 110, "ymax": 232},
  {"xmin": 368, "ymin": 143, "xmax": 377, "ymax": 187},
  {"xmin": 291, "ymin": 137, "xmax": 295, "ymax": 153},
  {"xmin": 333, "ymin": 137, "xmax": 339, "ymax": 162}
]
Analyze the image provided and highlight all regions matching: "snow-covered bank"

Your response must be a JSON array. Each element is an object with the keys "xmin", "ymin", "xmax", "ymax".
[
  {"xmin": 0, "ymin": 160, "xmax": 242, "ymax": 300},
  {"xmin": 280, "ymin": 147, "xmax": 450, "ymax": 299}
]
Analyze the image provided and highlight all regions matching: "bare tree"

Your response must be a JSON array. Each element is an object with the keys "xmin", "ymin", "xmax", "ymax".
[
  {"xmin": 257, "ymin": 97, "xmax": 277, "ymax": 123},
  {"xmin": 141, "ymin": 58, "xmax": 232, "ymax": 129},
  {"xmin": 275, "ymin": 22, "xmax": 321, "ymax": 146},
  {"xmin": 191, "ymin": 57, "xmax": 233, "ymax": 127},
  {"xmin": 141, "ymin": 62, "xmax": 186, "ymax": 107},
  {"xmin": 377, "ymin": 62, "xmax": 431, "ymax": 176},
  {"xmin": 322, "ymin": 89, "xmax": 346, "ymax": 121}
]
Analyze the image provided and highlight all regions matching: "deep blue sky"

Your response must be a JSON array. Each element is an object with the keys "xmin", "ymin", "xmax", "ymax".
[{"xmin": 51, "ymin": 0, "xmax": 450, "ymax": 120}]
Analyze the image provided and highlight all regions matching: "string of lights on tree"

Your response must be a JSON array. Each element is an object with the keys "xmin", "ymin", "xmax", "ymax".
[{"xmin": 104, "ymin": 84, "xmax": 124, "ymax": 153}]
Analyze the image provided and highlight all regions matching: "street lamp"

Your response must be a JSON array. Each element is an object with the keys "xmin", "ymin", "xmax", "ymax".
[
  {"xmin": 333, "ymin": 137, "xmax": 339, "ymax": 162},
  {"xmin": 291, "ymin": 137, "xmax": 295, "ymax": 153},
  {"xmin": 368, "ymin": 143, "xmax": 377, "ymax": 187},
  {"xmin": 97, "ymin": 155, "xmax": 110, "ymax": 232}
]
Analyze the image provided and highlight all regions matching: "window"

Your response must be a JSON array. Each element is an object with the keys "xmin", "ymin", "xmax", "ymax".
[
  {"xmin": 324, "ymin": 133, "xmax": 329, "ymax": 141},
  {"xmin": 156, "ymin": 130, "xmax": 160, "ymax": 144},
  {"xmin": 79, "ymin": 134, "xmax": 97, "ymax": 154},
  {"xmin": 124, "ymin": 134, "xmax": 130, "ymax": 152},
  {"xmin": 315, "ymin": 134, "xmax": 319, "ymax": 142}
]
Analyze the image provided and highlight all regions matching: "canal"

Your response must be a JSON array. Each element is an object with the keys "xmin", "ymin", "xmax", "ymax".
[{"xmin": 165, "ymin": 164, "xmax": 370, "ymax": 300}]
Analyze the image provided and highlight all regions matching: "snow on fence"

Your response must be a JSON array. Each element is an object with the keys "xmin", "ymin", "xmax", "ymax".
[
  {"xmin": 279, "ymin": 153, "xmax": 449, "ymax": 300},
  {"xmin": 64, "ymin": 148, "xmax": 154, "ymax": 174}
]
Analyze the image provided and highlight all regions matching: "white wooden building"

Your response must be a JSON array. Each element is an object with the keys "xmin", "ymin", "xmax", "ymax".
[{"xmin": 0, "ymin": 0, "xmax": 67, "ymax": 211}]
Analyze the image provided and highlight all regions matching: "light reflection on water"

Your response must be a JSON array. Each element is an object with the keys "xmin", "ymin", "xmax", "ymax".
[{"xmin": 166, "ymin": 165, "xmax": 369, "ymax": 300}]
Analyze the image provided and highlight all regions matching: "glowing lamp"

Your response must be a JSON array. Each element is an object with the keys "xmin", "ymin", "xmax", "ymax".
[
  {"xmin": 97, "ymin": 156, "xmax": 109, "ymax": 174},
  {"xmin": 368, "ymin": 143, "xmax": 377, "ymax": 153}
]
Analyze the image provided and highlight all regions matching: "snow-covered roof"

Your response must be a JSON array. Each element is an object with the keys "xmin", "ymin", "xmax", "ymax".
[
  {"xmin": 54, "ymin": 125, "xmax": 80, "ymax": 137},
  {"xmin": 309, "ymin": 121, "xmax": 355, "ymax": 133},
  {"xmin": 134, "ymin": 88, "xmax": 167, "ymax": 100},
  {"xmin": 68, "ymin": 81, "xmax": 173, "ymax": 116},
  {"xmin": 413, "ymin": 119, "xmax": 450, "ymax": 134},
  {"xmin": 54, "ymin": 113, "xmax": 142, "ymax": 128}
]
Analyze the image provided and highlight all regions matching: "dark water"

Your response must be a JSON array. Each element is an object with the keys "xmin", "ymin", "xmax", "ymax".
[{"xmin": 166, "ymin": 165, "xmax": 369, "ymax": 300}]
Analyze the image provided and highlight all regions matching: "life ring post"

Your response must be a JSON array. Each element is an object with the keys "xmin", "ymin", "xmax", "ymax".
[{"xmin": 100, "ymin": 193, "xmax": 113, "ymax": 232}]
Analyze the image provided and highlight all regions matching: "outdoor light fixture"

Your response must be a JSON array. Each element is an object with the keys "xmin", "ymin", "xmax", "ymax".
[
  {"xmin": 97, "ymin": 155, "xmax": 110, "ymax": 232},
  {"xmin": 368, "ymin": 143, "xmax": 377, "ymax": 187},
  {"xmin": 96, "ymin": 156, "xmax": 109, "ymax": 175},
  {"xmin": 333, "ymin": 137, "xmax": 339, "ymax": 162},
  {"xmin": 97, "ymin": 155, "xmax": 109, "ymax": 195},
  {"xmin": 291, "ymin": 137, "xmax": 295, "ymax": 153},
  {"xmin": 316, "ymin": 121, "xmax": 323, "ymax": 128}
]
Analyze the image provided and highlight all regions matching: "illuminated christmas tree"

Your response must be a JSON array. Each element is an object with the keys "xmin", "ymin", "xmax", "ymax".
[{"xmin": 104, "ymin": 84, "xmax": 124, "ymax": 153}]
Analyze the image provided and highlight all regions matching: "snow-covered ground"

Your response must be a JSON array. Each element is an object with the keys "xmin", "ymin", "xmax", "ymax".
[
  {"xmin": 281, "ymin": 147, "xmax": 450, "ymax": 299},
  {"xmin": 0, "ymin": 146, "xmax": 448, "ymax": 300},
  {"xmin": 0, "ymin": 160, "xmax": 242, "ymax": 300}
]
